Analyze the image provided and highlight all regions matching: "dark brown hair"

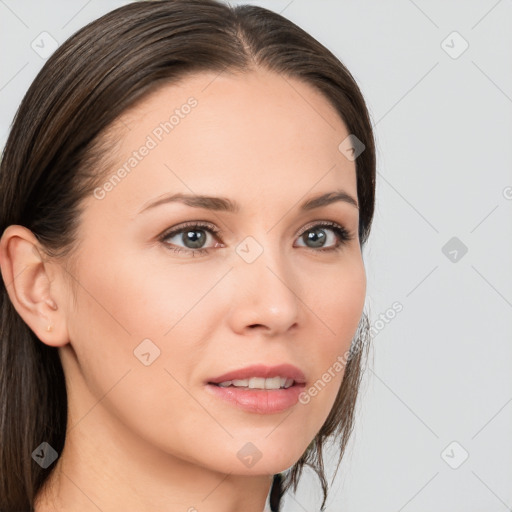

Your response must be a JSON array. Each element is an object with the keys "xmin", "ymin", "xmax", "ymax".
[{"xmin": 0, "ymin": 1, "xmax": 376, "ymax": 510}]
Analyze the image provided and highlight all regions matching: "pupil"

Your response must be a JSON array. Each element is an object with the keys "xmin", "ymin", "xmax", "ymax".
[
  {"xmin": 306, "ymin": 228, "xmax": 325, "ymax": 248},
  {"xmin": 184, "ymin": 230, "xmax": 206, "ymax": 248}
]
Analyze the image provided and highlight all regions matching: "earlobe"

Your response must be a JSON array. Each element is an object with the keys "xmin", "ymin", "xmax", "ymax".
[{"xmin": 0, "ymin": 224, "xmax": 69, "ymax": 347}]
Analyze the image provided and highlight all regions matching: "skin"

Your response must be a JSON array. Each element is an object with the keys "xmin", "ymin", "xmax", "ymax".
[{"xmin": 0, "ymin": 67, "xmax": 366, "ymax": 512}]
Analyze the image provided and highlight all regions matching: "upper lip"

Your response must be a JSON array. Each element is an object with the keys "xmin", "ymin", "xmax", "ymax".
[{"xmin": 207, "ymin": 364, "xmax": 306, "ymax": 385}]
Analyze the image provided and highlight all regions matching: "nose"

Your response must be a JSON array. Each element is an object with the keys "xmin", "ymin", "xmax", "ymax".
[{"xmin": 226, "ymin": 240, "xmax": 300, "ymax": 337}]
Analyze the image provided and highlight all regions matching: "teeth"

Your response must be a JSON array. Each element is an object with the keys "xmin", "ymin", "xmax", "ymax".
[
  {"xmin": 283, "ymin": 378, "xmax": 294, "ymax": 388},
  {"xmin": 217, "ymin": 377, "xmax": 295, "ymax": 389}
]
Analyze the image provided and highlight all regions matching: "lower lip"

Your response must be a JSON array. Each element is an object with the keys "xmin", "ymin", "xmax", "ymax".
[{"xmin": 205, "ymin": 383, "xmax": 305, "ymax": 414}]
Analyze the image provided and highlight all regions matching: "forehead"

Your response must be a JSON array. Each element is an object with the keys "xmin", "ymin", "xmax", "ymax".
[{"xmin": 91, "ymin": 68, "xmax": 357, "ymax": 215}]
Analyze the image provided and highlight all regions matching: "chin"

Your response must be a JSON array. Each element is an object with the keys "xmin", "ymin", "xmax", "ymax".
[
  {"xmin": 229, "ymin": 438, "xmax": 310, "ymax": 476},
  {"xmin": 183, "ymin": 439, "xmax": 307, "ymax": 477}
]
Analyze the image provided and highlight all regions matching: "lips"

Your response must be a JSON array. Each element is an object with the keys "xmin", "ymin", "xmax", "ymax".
[
  {"xmin": 205, "ymin": 363, "xmax": 307, "ymax": 414},
  {"xmin": 207, "ymin": 363, "xmax": 306, "ymax": 386}
]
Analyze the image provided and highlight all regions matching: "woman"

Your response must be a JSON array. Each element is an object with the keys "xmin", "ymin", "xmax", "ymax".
[{"xmin": 0, "ymin": 1, "xmax": 376, "ymax": 510}]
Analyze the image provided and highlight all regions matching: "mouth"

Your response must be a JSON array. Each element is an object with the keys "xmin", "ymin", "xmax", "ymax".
[
  {"xmin": 206, "ymin": 363, "xmax": 306, "ymax": 386},
  {"xmin": 204, "ymin": 364, "xmax": 307, "ymax": 414},
  {"xmin": 209, "ymin": 376, "xmax": 297, "ymax": 390}
]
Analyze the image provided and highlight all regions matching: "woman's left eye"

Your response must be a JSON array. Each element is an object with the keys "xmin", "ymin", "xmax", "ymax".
[{"xmin": 158, "ymin": 220, "xmax": 354, "ymax": 257}]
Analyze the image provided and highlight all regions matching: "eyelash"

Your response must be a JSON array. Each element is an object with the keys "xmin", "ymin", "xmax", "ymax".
[{"xmin": 158, "ymin": 220, "xmax": 354, "ymax": 257}]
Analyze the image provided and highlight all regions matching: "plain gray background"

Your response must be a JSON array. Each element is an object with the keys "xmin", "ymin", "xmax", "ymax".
[{"xmin": 1, "ymin": 1, "xmax": 511, "ymax": 511}]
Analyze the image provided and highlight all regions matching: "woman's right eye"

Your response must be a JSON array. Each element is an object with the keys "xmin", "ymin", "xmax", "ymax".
[{"xmin": 158, "ymin": 221, "xmax": 222, "ymax": 256}]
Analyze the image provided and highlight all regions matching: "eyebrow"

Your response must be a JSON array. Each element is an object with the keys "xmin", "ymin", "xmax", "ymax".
[{"xmin": 138, "ymin": 189, "xmax": 359, "ymax": 214}]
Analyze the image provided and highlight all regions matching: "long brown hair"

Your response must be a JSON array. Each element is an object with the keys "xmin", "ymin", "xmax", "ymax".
[{"xmin": 0, "ymin": 1, "xmax": 376, "ymax": 510}]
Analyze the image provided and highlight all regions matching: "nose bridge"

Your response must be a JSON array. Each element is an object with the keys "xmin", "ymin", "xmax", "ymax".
[
  {"xmin": 236, "ymin": 232, "xmax": 295, "ymax": 296},
  {"xmin": 230, "ymin": 231, "xmax": 300, "ymax": 332}
]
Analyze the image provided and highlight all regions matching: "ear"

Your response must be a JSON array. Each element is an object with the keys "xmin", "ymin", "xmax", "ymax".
[{"xmin": 0, "ymin": 225, "xmax": 69, "ymax": 347}]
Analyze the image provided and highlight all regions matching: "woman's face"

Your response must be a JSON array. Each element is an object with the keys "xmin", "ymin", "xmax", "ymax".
[{"xmin": 55, "ymin": 68, "xmax": 366, "ymax": 476}]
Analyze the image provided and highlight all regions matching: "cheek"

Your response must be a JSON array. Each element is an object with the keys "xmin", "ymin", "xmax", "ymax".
[
  {"xmin": 65, "ymin": 246, "xmax": 226, "ymax": 408},
  {"xmin": 62, "ymin": 248, "xmax": 175, "ymax": 392},
  {"xmin": 304, "ymin": 253, "xmax": 366, "ymax": 347},
  {"xmin": 63, "ymin": 250, "xmax": 222, "ymax": 458},
  {"xmin": 298, "ymin": 256, "xmax": 366, "ymax": 413},
  {"xmin": 71, "ymin": 244, "xmax": 220, "ymax": 344}
]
